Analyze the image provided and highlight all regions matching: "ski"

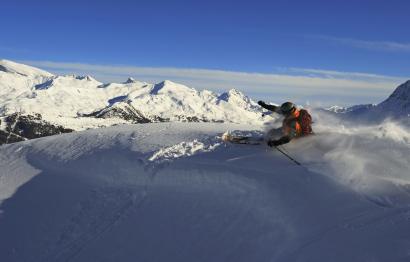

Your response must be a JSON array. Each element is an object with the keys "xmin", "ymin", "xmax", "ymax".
[{"xmin": 221, "ymin": 132, "xmax": 263, "ymax": 145}]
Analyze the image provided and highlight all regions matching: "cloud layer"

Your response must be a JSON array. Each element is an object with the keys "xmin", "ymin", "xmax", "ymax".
[
  {"xmin": 311, "ymin": 35, "xmax": 410, "ymax": 53},
  {"xmin": 22, "ymin": 60, "xmax": 406, "ymax": 106}
]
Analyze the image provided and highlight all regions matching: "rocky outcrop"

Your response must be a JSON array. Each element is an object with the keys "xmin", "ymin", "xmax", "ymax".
[
  {"xmin": 0, "ymin": 129, "xmax": 25, "ymax": 145},
  {"xmin": 82, "ymin": 103, "xmax": 167, "ymax": 123},
  {"xmin": 0, "ymin": 113, "xmax": 74, "ymax": 145}
]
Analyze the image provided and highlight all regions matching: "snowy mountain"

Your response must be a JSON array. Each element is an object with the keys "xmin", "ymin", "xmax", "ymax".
[
  {"xmin": 376, "ymin": 80, "xmax": 410, "ymax": 118},
  {"xmin": 0, "ymin": 60, "xmax": 268, "ymax": 144},
  {"xmin": 1, "ymin": 121, "xmax": 410, "ymax": 261},
  {"xmin": 0, "ymin": 59, "xmax": 53, "ymax": 78},
  {"xmin": 325, "ymin": 104, "xmax": 376, "ymax": 114},
  {"xmin": 326, "ymin": 80, "xmax": 410, "ymax": 122}
]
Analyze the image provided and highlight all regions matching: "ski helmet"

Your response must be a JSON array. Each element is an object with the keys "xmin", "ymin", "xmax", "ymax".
[{"xmin": 280, "ymin": 102, "xmax": 296, "ymax": 114}]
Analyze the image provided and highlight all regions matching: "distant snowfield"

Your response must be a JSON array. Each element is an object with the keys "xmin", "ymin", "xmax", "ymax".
[{"xmin": 1, "ymin": 120, "xmax": 410, "ymax": 261}]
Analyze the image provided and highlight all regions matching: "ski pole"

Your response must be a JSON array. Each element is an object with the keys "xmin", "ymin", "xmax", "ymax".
[{"xmin": 274, "ymin": 146, "xmax": 302, "ymax": 166}]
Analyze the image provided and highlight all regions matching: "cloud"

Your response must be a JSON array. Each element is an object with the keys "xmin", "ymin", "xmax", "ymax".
[
  {"xmin": 288, "ymin": 67, "xmax": 403, "ymax": 81},
  {"xmin": 20, "ymin": 60, "xmax": 407, "ymax": 106},
  {"xmin": 311, "ymin": 35, "xmax": 410, "ymax": 52}
]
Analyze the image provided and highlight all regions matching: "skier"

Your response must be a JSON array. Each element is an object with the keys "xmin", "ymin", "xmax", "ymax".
[{"xmin": 257, "ymin": 101, "xmax": 313, "ymax": 147}]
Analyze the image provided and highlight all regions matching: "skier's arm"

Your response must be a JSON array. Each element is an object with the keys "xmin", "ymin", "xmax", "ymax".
[
  {"xmin": 258, "ymin": 101, "xmax": 281, "ymax": 113},
  {"xmin": 267, "ymin": 136, "xmax": 291, "ymax": 147}
]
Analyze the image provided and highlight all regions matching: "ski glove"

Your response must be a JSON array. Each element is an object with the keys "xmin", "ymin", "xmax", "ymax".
[
  {"xmin": 267, "ymin": 136, "xmax": 290, "ymax": 147},
  {"xmin": 258, "ymin": 100, "xmax": 266, "ymax": 106}
]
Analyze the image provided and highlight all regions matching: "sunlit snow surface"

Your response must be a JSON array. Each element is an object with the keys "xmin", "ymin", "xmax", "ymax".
[{"xmin": 1, "ymin": 119, "xmax": 410, "ymax": 262}]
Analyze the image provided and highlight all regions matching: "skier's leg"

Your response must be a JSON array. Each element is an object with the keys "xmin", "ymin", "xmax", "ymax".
[{"xmin": 265, "ymin": 128, "xmax": 282, "ymax": 141}]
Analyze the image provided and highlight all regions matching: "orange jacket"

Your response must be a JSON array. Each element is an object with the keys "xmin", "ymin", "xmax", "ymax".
[{"xmin": 282, "ymin": 109, "xmax": 302, "ymax": 139}]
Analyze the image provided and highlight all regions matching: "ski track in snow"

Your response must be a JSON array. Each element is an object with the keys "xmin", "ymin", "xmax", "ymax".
[{"xmin": 44, "ymin": 188, "xmax": 146, "ymax": 262}]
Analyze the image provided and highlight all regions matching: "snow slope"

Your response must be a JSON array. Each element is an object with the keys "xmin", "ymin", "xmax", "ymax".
[
  {"xmin": 0, "ymin": 60, "xmax": 267, "ymax": 130},
  {"xmin": 0, "ymin": 60, "xmax": 53, "ymax": 116},
  {"xmin": 1, "ymin": 121, "xmax": 410, "ymax": 262}
]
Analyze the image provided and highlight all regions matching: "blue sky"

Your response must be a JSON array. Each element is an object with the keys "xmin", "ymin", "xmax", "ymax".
[{"xmin": 1, "ymin": 0, "xmax": 409, "ymax": 106}]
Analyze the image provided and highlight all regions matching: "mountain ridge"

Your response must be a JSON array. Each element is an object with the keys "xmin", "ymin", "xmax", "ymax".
[
  {"xmin": 324, "ymin": 80, "xmax": 410, "ymax": 122},
  {"xmin": 0, "ymin": 60, "xmax": 267, "ymax": 144}
]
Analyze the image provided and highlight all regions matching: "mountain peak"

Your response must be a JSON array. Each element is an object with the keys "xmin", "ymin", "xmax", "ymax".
[
  {"xmin": 218, "ymin": 89, "xmax": 246, "ymax": 102},
  {"xmin": 160, "ymin": 80, "xmax": 177, "ymax": 86},
  {"xmin": 392, "ymin": 80, "xmax": 410, "ymax": 95},
  {"xmin": 150, "ymin": 80, "xmax": 195, "ymax": 95},
  {"xmin": 124, "ymin": 77, "xmax": 137, "ymax": 84},
  {"xmin": 75, "ymin": 75, "xmax": 97, "ymax": 81},
  {"xmin": 376, "ymin": 80, "xmax": 410, "ymax": 117},
  {"xmin": 227, "ymin": 88, "xmax": 245, "ymax": 97},
  {"xmin": 382, "ymin": 80, "xmax": 410, "ymax": 102},
  {"xmin": 0, "ymin": 59, "xmax": 53, "ymax": 77}
]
